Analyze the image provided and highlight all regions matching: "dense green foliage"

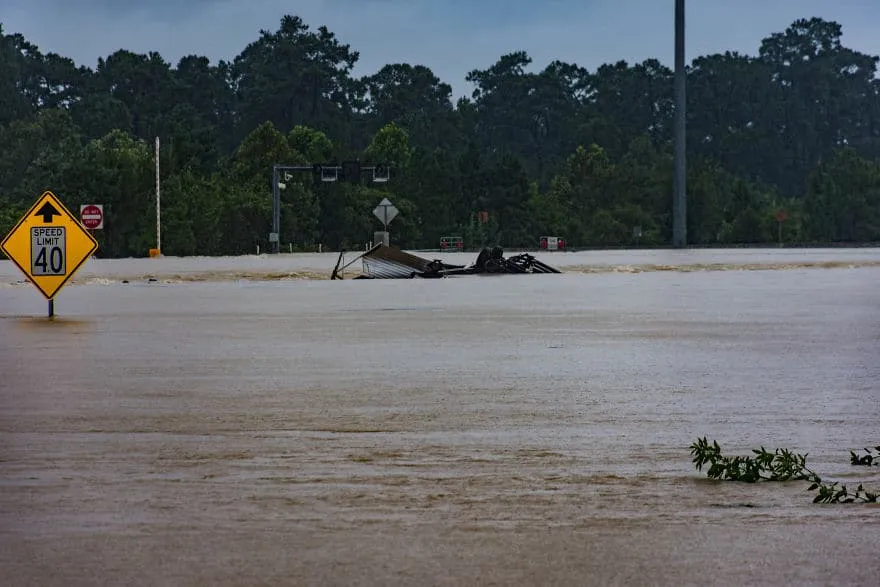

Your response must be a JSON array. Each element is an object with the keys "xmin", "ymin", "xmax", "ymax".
[{"xmin": 2, "ymin": 15, "xmax": 879, "ymax": 256}]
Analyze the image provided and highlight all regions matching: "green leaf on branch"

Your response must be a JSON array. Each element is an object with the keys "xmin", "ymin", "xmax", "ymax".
[
  {"xmin": 691, "ymin": 438, "xmax": 878, "ymax": 504},
  {"xmin": 689, "ymin": 438, "xmax": 819, "ymax": 483}
]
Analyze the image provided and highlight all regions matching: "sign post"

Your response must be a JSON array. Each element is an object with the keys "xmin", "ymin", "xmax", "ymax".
[
  {"xmin": 372, "ymin": 198, "xmax": 398, "ymax": 247},
  {"xmin": 1, "ymin": 190, "xmax": 99, "ymax": 317},
  {"xmin": 776, "ymin": 210, "xmax": 787, "ymax": 247}
]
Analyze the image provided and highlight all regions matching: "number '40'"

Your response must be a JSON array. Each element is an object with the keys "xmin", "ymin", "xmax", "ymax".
[{"xmin": 35, "ymin": 246, "xmax": 63, "ymax": 273}]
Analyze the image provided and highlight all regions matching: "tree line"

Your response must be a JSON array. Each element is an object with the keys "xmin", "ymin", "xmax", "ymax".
[{"xmin": 1, "ymin": 15, "xmax": 879, "ymax": 257}]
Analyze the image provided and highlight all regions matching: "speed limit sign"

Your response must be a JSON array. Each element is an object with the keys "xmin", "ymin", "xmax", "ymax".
[{"xmin": 0, "ymin": 190, "xmax": 98, "ymax": 300}]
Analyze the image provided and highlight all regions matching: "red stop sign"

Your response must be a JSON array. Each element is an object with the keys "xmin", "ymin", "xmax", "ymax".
[
  {"xmin": 81, "ymin": 204, "xmax": 104, "ymax": 229},
  {"xmin": 776, "ymin": 210, "xmax": 788, "ymax": 223}
]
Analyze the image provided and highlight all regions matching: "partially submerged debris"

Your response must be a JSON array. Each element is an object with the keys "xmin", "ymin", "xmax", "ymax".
[{"xmin": 331, "ymin": 244, "xmax": 561, "ymax": 280}]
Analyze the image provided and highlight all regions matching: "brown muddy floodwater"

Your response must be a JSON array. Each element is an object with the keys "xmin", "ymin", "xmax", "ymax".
[{"xmin": 1, "ymin": 249, "xmax": 879, "ymax": 586}]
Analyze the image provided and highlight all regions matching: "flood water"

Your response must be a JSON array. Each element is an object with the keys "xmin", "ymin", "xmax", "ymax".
[{"xmin": 2, "ymin": 248, "xmax": 879, "ymax": 586}]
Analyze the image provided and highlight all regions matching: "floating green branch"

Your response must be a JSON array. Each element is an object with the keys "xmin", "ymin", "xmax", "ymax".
[
  {"xmin": 809, "ymin": 481, "xmax": 878, "ymax": 504},
  {"xmin": 690, "ymin": 437, "xmax": 878, "ymax": 504},
  {"xmin": 689, "ymin": 437, "xmax": 820, "ymax": 483}
]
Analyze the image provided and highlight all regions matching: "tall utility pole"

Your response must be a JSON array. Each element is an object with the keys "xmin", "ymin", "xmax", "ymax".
[
  {"xmin": 673, "ymin": 0, "xmax": 687, "ymax": 247},
  {"xmin": 271, "ymin": 165, "xmax": 281, "ymax": 254},
  {"xmin": 155, "ymin": 136, "xmax": 161, "ymax": 254}
]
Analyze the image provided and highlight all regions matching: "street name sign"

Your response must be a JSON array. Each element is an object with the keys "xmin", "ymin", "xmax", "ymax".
[{"xmin": 1, "ymin": 190, "xmax": 99, "ymax": 300}]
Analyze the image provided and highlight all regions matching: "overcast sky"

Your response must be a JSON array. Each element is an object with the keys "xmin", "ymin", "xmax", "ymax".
[{"xmin": 3, "ymin": 0, "xmax": 879, "ymax": 97}]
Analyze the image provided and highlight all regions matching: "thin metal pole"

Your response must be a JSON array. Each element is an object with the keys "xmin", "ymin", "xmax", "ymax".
[
  {"xmin": 155, "ymin": 136, "xmax": 161, "ymax": 253},
  {"xmin": 272, "ymin": 165, "xmax": 280, "ymax": 254},
  {"xmin": 673, "ymin": 0, "xmax": 687, "ymax": 247},
  {"xmin": 48, "ymin": 299, "xmax": 54, "ymax": 318}
]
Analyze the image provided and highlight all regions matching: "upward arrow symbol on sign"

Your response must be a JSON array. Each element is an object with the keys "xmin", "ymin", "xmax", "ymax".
[{"xmin": 34, "ymin": 202, "xmax": 61, "ymax": 223}]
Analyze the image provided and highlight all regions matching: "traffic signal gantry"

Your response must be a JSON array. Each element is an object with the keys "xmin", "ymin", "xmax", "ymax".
[{"xmin": 271, "ymin": 161, "xmax": 390, "ymax": 254}]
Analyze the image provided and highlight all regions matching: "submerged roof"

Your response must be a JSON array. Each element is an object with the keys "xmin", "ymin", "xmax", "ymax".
[{"xmin": 332, "ymin": 244, "xmax": 561, "ymax": 280}]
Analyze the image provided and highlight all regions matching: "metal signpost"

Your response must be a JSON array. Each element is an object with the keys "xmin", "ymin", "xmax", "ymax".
[
  {"xmin": 372, "ymin": 197, "xmax": 399, "ymax": 247},
  {"xmin": 776, "ymin": 210, "xmax": 787, "ymax": 247},
  {"xmin": 1, "ymin": 190, "xmax": 99, "ymax": 317}
]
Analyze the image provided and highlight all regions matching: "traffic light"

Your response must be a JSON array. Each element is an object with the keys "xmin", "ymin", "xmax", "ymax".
[
  {"xmin": 310, "ymin": 161, "xmax": 391, "ymax": 184},
  {"xmin": 314, "ymin": 163, "xmax": 339, "ymax": 182}
]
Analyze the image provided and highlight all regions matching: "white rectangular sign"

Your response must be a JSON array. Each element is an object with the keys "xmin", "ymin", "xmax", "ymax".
[{"xmin": 31, "ymin": 226, "xmax": 67, "ymax": 276}]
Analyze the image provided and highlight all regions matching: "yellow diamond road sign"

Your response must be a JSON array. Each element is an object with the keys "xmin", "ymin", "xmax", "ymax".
[{"xmin": 1, "ymin": 190, "xmax": 99, "ymax": 300}]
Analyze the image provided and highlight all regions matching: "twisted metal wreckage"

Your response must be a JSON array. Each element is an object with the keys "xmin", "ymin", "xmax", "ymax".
[{"xmin": 331, "ymin": 244, "xmax": 562, "ymax": 279}]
